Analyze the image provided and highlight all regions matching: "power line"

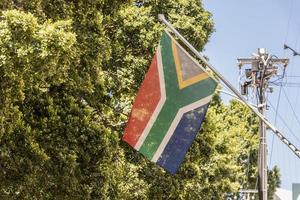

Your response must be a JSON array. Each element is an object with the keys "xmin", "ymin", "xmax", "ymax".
[
  {"xmin": 269, "ymin": 84, "xmax": 283, "ymax": 166},
  {"xmin": 285, "ymin": 75, "xmax": 300, "ymax": 78},
  {"xmin": 282, "ymin": 87, "xmax": 300, "ymax": 129},
  {"xmin": 273, "ymin": 82, "xmax": 300, "ymax": 88},
  {"xmin": 284, "ymin": 0, "xmax": 294, "ymax": 46},
  {"xmin": 268, "ymin": 100, "xmax": 300, "ymax": 144}
]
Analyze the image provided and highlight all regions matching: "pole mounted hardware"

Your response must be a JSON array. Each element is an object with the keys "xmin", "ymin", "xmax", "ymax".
[
  {"xmin": 238, "ymin": 48, "xmax": 289, "ymax": 200},
  {"xmin": 284, "ymin": 44, "xmax": 300, "ymax": 57}
]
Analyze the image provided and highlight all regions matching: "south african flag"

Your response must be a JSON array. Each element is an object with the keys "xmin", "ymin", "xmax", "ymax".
[{"xmin": 123, "ymin": 31, "xmax": 218, "ymax": 174}]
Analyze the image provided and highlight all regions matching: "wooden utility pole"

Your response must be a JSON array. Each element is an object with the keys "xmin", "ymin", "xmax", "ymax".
[{"xmin": 238, "ymin": 48, "xmax": 289, "ymax": 200}]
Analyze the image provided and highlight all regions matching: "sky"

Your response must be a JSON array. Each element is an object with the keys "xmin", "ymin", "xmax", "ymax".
[{"xmin": 202, "ymin": 0, "xmax": 300, "ymax": 190}]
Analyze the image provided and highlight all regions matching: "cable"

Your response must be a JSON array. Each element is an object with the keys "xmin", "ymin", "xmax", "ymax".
[
  {"xmin": 285, "ymin": 75, "xmax": 300, "ymax": 78},
  {"xmin": 291, "ymin": 27, "xmax": 300, "ymax": 118},
  {"xmin": 269, "ymin": 85, "xmax": 283, "ymax": 166},
  {"xmin": 276, "ymin": 84, "xmax": 300, "ymax": 89},
  {"xmin": 284, "ymin": 0, "xmax": 294, "ymax": 47},
  {"xmin": 268, "ymin": 100, "xmax": 300, "ymax": 144},
  {"xmin": 282, "ymin": 87, "xmax": 300, "ymax": 130}
]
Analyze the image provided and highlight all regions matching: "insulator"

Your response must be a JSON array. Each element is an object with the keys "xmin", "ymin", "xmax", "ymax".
[
  {"xmin": 245, "ymin": 68, "xmax": 252, "ymax": 78},
  {"xmin": 241, "ymin": 84, "xmax": 248, "ymax": 95},
  {"xmin": 251, "ymin": 61, "xmax": 259, "ymax": 72}
]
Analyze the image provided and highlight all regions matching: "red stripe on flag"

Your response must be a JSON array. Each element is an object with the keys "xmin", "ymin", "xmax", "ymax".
[{"xmin": 123, "ymin": 53, "xmax": 162, "ymax": 147}]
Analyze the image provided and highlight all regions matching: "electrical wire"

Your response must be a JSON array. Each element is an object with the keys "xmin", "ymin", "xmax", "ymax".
[
  {"xmin": 268, "ymin": 100, "xmax": 300, "ymax": 144},
  {"xmin": 284, "ymin": 0, "xmax": 294, "ymax": 49},
  {"xmin": 285, "ymin": 75, "xmax": 300, "ymax": 78},
  {"xmin": 273, "ymin": 82, "xmax": 300, "ymax": 88},
  {"xmin": 282, "ymin": 87, "xmax": 300, "ymax": 129},
  {"xmin": 269, "ymin": 85, "xmax": 283, "ymax": 166}
]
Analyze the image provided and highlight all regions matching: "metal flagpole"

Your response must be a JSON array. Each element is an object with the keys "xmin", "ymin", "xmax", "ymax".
[{"xmin": 158, "ymin": 14, "xmax": 300, "ymax": 159}]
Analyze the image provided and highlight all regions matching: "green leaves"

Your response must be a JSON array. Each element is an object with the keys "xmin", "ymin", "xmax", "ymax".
[
  {"xmin": 268, "ymin": 166, "xmax": 281, "ymax": 198},
  {"xmin": 0, "ymin": 1, "xmax": 280, "ymax": 199},
  {"xmin": 0, "ymin": 10, "xmax": 76, "ymax": 88}
]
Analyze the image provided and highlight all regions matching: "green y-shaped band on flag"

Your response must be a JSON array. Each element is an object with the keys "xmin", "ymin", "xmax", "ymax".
[{"xmin": 138, "ymin": 32, "xmax": 217, "ymax": 160}]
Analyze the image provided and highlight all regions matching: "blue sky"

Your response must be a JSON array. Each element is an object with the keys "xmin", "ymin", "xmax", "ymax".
[{"xmin": 203, "ymin": 0, "xmax": 300, "ymax": 190}]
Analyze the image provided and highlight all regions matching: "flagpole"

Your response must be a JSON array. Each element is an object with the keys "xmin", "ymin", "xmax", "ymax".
[{"xmin": 158, "ymin": 14, "xmax": 300, "ymax": 159}]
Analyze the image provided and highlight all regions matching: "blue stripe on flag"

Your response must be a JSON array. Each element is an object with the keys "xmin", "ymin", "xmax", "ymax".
[{"xmin": 156, "ymin": 103, "xmax": 209, "ymax": 174}]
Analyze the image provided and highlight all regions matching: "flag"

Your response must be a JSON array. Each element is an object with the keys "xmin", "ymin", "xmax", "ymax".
[{"xmin": 123, "ymin": 31, "xmax": 218, "ymax": 174}]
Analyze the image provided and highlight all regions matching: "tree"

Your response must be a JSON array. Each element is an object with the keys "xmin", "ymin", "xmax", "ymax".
[
  {"xmin": 268, "ymin": 166, "xmax": 281, "ymax": 199},
  {"xmin": 0, "ymin": 8, "xmax": 147, "ymax": 200},
  {"xmin": 0, "ymin": 1, "xmax": 280, "ymax": 199}
]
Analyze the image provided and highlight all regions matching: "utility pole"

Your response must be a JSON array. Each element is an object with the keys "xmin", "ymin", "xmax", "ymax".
[{"xmin": 237, "ymin": 48, "xmax": 289, "ymax": 200}]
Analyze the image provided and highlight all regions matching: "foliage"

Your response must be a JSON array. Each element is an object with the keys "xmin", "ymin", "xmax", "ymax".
[
  {"xmin": 0, "ymin": 0, "xmax": 280, "ymax": 199},
  {"xmin": 268, "ymin": 166, "xmax": 281, "ymax": 199}
]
